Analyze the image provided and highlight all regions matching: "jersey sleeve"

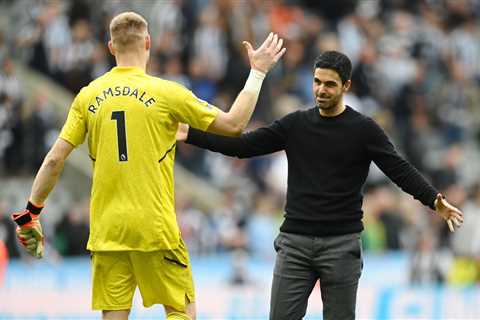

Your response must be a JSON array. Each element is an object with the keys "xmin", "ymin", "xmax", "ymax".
[
  {"xmin": 169, "ymin": 84, "xmax": 219, "ymax": 130},
  {"xmin": 59, "ymin": 90, "xmax": 87, "ymax": 147}
]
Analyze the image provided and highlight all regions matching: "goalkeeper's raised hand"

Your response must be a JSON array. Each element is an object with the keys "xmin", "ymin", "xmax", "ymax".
[
  {"xmin": 11, "ymin": 201, "xmax": 44, "ymax": 259},
  {"xmin": 243, "ymin": 32, "xmax": 286, "ymax": 74}
]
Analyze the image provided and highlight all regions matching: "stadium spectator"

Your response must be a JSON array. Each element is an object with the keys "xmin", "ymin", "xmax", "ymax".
[
  {"xmin": 23, "ymin": 90, "xmax": 55, "ymax": 173},
  {"xmin": 62, "ymin": 19, "xmax": 95, "ymax": 93},
  {"xmin": 214, "ymin": 184, "xmax": 251, "ymax": 285},
  {"xmin": 409, "ymin": 228, "xmax": 446, "ymax": 284}
]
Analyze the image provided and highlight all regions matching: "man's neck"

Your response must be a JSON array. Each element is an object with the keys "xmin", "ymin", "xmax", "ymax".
[
  {"xmin": 115, "ymin": 53, "xmax": 147, "ymax": 72},
  {"xmin": 319, "ymin": 104, "xmax": 346, "ymax": 117}
]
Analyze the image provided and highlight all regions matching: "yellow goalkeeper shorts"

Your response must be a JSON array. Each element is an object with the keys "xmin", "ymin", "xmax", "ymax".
[{"xmin": 91, "ymin": 238, "xmax": 195, "ymax": 311}]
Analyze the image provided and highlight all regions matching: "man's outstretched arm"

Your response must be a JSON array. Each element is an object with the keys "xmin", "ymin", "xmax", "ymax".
[
  {"xmin": 364, "ymin": 118, "xmax": 464, "ymax": 232},
  {"xmin": 178, "ymin": 117, "xmax": 288, "ymax": 158}
]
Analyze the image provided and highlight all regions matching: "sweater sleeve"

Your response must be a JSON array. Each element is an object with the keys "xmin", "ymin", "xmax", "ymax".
[
  {"xmin": 186, "ymin": 114, "xmax": 292, "ymax": 158},
  {"xmin": 363, "ymin": 118, "xmax": 439, "ymax": 209}
]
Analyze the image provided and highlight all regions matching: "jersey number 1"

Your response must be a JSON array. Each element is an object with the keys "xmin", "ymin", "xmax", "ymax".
[{"xmin": 111, "ymin": 111, "xmax": 128, "ymax": 161}]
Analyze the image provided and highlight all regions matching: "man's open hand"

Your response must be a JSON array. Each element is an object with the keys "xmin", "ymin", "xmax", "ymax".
[{"xmin": 243, "ymin": 32, "xmax": 286, "ymax": 74}]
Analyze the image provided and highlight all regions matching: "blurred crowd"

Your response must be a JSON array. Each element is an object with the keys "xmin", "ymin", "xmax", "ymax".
[{"xmin": 1, "ymin": 0, "xmax": 480, "ymax": 286}]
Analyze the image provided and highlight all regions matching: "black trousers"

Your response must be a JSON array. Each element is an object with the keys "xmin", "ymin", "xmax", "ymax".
[{"xmin": 269, "ymin": 232, "xmax": 363, "ymax": 320}]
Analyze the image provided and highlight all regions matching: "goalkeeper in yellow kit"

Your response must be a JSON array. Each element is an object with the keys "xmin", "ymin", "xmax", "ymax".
[{"xmin": 11, "ymin": 11, "xmax": 286, "ymax": 320}]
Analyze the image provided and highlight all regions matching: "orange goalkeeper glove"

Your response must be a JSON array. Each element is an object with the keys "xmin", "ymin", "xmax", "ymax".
[{"xmin": 11, "ymin": 201, "xmax": 44, "ymax": 259}]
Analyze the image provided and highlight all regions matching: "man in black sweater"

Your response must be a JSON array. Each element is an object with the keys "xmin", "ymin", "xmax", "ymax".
[{"xmin": 178, "ymin": 51, "xmax": 463, "ymax": 320}]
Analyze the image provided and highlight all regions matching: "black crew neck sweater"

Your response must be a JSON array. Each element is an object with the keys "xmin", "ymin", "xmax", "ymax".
[{"xmin": 186, "ymin": 106, "xmax": 438, "ymax": 236}]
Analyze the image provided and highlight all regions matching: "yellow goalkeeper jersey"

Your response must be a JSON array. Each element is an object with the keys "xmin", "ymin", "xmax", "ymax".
[{"xmin": 59, "ymin": 66, "xmax": 218, "ymax": 251}]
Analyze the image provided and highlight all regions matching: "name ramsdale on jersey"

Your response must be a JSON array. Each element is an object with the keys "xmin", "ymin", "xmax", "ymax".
[{"xmin": 87, "ymin": 86, "xmax": 156, "ymax": 113}]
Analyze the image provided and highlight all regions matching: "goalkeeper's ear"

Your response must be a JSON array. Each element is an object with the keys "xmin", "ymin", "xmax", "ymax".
[
  {"xmin": 108, "ymin": 40, "xmax": 115, "ymax": 56},
  {"xmin": 145, "ymin": 34, "xmax": 151, "ymax": 51}
]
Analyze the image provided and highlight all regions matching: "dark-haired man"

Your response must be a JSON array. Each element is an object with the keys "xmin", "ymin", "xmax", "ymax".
[{"xmin": 178, "ymin": 51, "xmax": 463, "ymax": 320}]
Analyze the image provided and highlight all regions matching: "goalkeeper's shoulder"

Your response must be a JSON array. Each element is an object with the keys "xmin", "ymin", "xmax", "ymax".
[
  {"xmin": 149, "ymin": 77, "xmax": 197, "ymax": 106},
  {"xmin": 156, "ymin": 77, "xmax": 191, "ymax": 93}
]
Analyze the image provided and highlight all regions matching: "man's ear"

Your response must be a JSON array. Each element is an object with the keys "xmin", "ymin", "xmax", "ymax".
[
  {"xmin": 343, "ymin": 79, "xmax": 352, "ymax": 92},
  {"xmin": 108, "ymin": 40, "xmax": 115, "ymax": 56},
  {"xmin": 145, "ymin": 34, "xmax": 151, "ymax": 51}
]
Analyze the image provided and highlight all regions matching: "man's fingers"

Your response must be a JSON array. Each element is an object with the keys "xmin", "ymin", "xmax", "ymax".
[
  {"xmin": 453, "ymin": 216, "xmax": 463, "ymax": 226},
  {"xmin": 273, "ymin": 47, "xmax": 287, "ymax": 62},
  {"xmin": 269, "ymin": 33, "xmax": 278, "ymax": 50},
  {"xmin": 453, "ymin": 212, "xmax": 464, "ymax": 222},
  {"xmin": 18, "ymin": 228, "xmax": 43, "ymax": 242},
  {"xmin": 23, "ymin": 236, "xmax": 37, "ymax": 250},
  {"xmin": 259, "ymin": 32, "xmax": 274, "ymax": 50},
  {"xmin": 447, "ymin": 219, "xmax": 454, "ymax": 232},
  {"xmin": 274, "ymin": 38, "xmax": 284, "ymax": 53},
  {"xmin": 30, "ymin": 227, "xmax": 43, "ymax": 240},
  {"xmin": 36, "ymin": 242, "xmax": 44, "ymax": 258},
  {"xmin": 18, "ymin": 228, "xmax": 33, "ymax": 236},
  {"xmin": 18, "ymin": 232, "xmax": 33, "ymax": 244},
  {"xmin": 453, "ymin": 216, "xmax": 462, "ymax": 227},
  {"xmin": 26, "ymin": 237, "xmax": 38, "ymax": 249},
  {"xmin": 449, "ymin": 210, "xmax": 463, "ymax": 223},
  {"xmin": 444, "ymin": 201, "xmax": 461, "ymax": 213},
  {"xmin": 243, "ymin": 41, "xmax": 253, "ymax": 54},
  {"xmin": 16, "ymin": 225, "xmax": 43, "ymax": 257},
  {"xmin": 25, "ymin": 237, "xmax": 37, "ymax": 245}
]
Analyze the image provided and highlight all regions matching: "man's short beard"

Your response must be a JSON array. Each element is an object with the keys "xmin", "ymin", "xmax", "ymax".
[
  {"xmin": 316, "ymin": 95, "xmax": 340, "ymax": 110},
  {"xmin": 317, "ymin": 101, "xmax": 335, "ymax": 110}
]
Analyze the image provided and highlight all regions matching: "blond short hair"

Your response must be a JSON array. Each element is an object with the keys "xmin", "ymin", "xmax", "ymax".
[{"xmin": 109, "ymin": 12, "xmax": 148, "ymax": 52}]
